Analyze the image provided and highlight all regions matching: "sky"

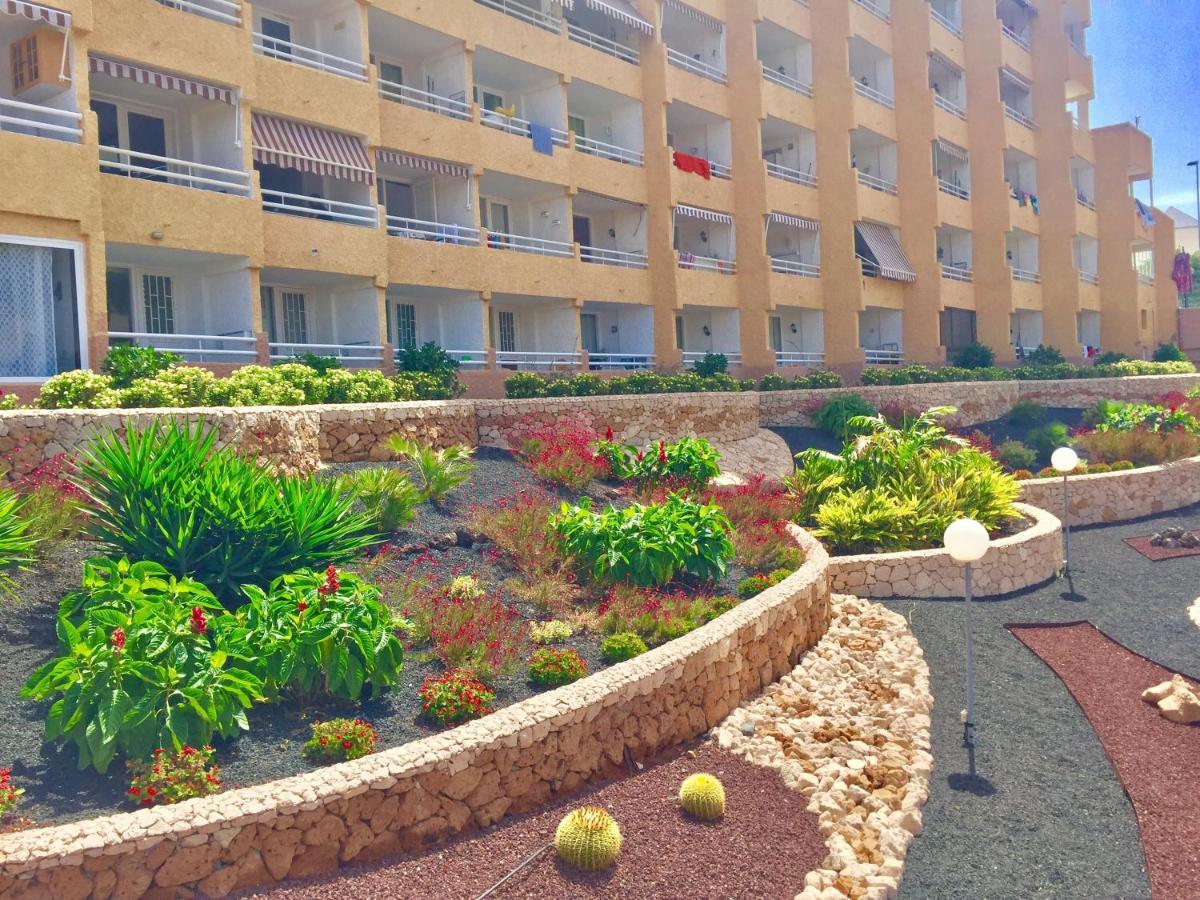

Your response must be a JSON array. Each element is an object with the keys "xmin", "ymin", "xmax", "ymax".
[{"xmin": 1089, "ymin": 0, "xmax": 1200, "ymax": 216}]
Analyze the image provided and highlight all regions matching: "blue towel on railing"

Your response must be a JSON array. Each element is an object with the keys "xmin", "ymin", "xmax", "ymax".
[{"xmin": 529, "ymin": 122, "xmax": 554, "ymax": 156}]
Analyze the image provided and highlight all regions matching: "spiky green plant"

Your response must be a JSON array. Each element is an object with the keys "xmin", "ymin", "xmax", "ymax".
[
  {"xmin": 0, "ymin": 488, "xmax": 38, "ymax": 591},
  {"xmin": 555, "ymin": 807, "xmax": 622, "ymax": 871},
  {"xmin": 679, "ymin": 773, "xmax": 726, "ymax": 820},
  {"xmin": 336, "ymin": 467, "xmax": 421, "ymax": 532},
  {"xmin": 386, "ymin": 436, "xmax": 476, "ymax": 503}
]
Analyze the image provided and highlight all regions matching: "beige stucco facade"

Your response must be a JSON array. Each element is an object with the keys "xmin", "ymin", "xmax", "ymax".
[{"xmin": 0, "ymin": 0, "xmax": 1179, "ymax": 395}]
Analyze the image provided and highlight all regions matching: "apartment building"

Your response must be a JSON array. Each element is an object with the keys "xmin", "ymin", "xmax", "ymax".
[{"xmin": 0, "ymin": 0, "xmax": 1180, "ymax": 395}]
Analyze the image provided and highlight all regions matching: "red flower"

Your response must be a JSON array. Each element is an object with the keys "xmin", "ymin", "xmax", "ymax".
[
  {"xmin": 111, "ymin": 628, "xmax": 126, "ymax": 653},
  {"xmin": 658, "ymin": 440, "xmax": 668, "ymax": 464},
  {"xmin": 190, "ymin": 607, "xmax": 208, "ymax": 635},
  {"xmin": 297, "ymin": 600, "xmax": 308, "ymax": 613},
  {"xmin": 318, "ymin": 565, "xmax": 341, "ymax": 597},
  {"xmin": 146, "ymin": 788, "xmax": 157, "ymax": 797},
  {"xmin": 605, "ymin": 426, "xmax": 614, "ymax": 441},
  {"xmin": 342, "ymin": 740, "xmax": 352, "ymax": 750}
]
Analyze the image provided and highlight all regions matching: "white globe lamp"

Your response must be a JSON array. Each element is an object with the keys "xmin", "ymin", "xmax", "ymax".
[
  {"xmin": 944, "ymin": 518, "xmax": 991, "ymax": 564},
  {"xmin": 1051, "ymin": 446, "xmax": 1079, "ymax": 474}
]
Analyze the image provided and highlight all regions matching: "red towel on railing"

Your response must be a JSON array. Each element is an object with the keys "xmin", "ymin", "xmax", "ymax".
[
  {"xmin": 673, "ymin": 151, "xmax": 711, "ymax": 180},
  {"xmin": 1174, "ymin": 251, "xmax": 1194, "ymax": 295}
]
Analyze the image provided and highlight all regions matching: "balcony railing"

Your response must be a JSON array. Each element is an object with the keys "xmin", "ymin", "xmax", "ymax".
[
  {"xmin": 1004, "ymin": 104, "xmax": 1036, "ymax": 130},
  {"xmin": 941, "ymin": 264, "xmax": 973, "ymax": 283},
  {"xmin": 766, "ymin": 160, "xmax": 818, "ymax": 188},
  {"xmin": 385, "ymin": 216, "xmax": 481, "ymax": 246},
  {"xmin": 709, "ymin": 160, "xmax": 732, "ymax": 179},
  {"xmin": 262, "ymin": 190, "xmax": 379, "ymax": 227},
  {"xmin": 854, "ymin": 81, "xmax": 895, "ymax": 109},
  {"xmin": 1012, "ymin": 267, "xmax": 1041, "ymax": 284},
  {"xmin": 776, "ymin": 351, "xmax": 825, "ymax": 367},
  {"xmin": 253, "ymin": 34, "xmax": 367, "ymax": 80},
  {"xmin": 404, "ymin": 348, "xmax": 487, "ymax": 369},
  {"xmin": 1076, "ymin": 195, "xmax": 1096, "ymax": 211},
  {"xmin": 853, "ymin": 0, "xmax": 890, "ymax": 23},
  {"xmin": 933, "ymin": 92, "xmax": 966, "ymax": 119},
  {"xmin": 938, "ymin": 178, "xmax": 970, "ymax": 201},
  {"xmin": 666, "ymin": 47, "xmax": 727, "ymax": 85},
  {"xmin": 270, "ymin": 342, "xmax": 384, "ymax": 366},
  {"xmin": 858, "ymin": 255, "xmax": 881, "ymax": 278},
  {"xmin": 930, "ymin": 7, "xmax": 962, "ymax": 38},
  {"xmin": 770, "ymin": 258, "xmax": 820, "ymax": 278},
  {"xmin": 588, "ymin": 353, "xmax": 655, "ymax": 370},
  {"xmin": 863, "ymin": 348, "xmax": 903, "ymax": 365},
  {"xmin": 1079, "ymin": 271, "xmax": 1100, "ymax": 286},
  {"xmin": 156, "ymin": 0, "xmax": 241, "ymax": 25},
  {"xmin": 580, "ymin": 246, "xmax": 648, "ymax": 268},
  {"xmin": 486, "ymin": 231, "xmax": 575, "ymax": 257},
  {"xmin": 1002, "ymin": 25, "xmax": 1031, "ymax": 52},
  {"xmin": 858, "ymin": 171, "xmax": 898, "ymax": 196},
  {"xmin": 378, "ymin": 80, "xmax": 471, "ymax": 120},
  {"xmin": 678, "ymin": 254, "xmax": 736, "ymax": 275},
  {"xmin": 475, "ymin": 0, "xmax": 561, "ymax": 33},
  {"xmin": 481, "ymin": 109, "xmax": 569, "ymax": 146},
  {"xmin": 108, "ymin": 331, "xmax": 257, "ymax": 361},
  {"xmin": 496, "ymin": 350, "xmax": 581, "ymax": 370},
  {"xmin": 761, "ymin": 64, "xmax": 813, "ymax": 97},
  {"xmin": 683, "ymin": 350, "xmax": 742, "ymax": 367},
  {"xmin": 0, "ymin": 97, "xmax": 83, "ymax": 142},
  {"xmin": 1137, "ymin": 272, "xmax": 1155, "ymax": 286},
  {"xmin": 566, "ymin": 21, "xmax": 638, "ymax": 64},
  {"xmin": 574, "ymin": 134, "xmax": 644, "ymax": 166},
  {"xmin": 99, "ymin": 147, "xmax": 252, "ymax": 196}
]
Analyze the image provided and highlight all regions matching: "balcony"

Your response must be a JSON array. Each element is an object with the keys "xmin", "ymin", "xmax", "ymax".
[
  {"xmin": 930, "ymin": 2, "xmax": 962, "ymax": 38},
  {"xmin": 850, "ymin": 36, "xmax": 895, "ymax": 110},
  {"xmin": 934, "ymin": 93, "xmax": 965, "ymax": 119},
  {"xmin": 766, "ymin": 160, "xmax": 818, "ymax": 188},
  {"xmin": 864, "ymin": 348, "xmax": 903, "ymax": 365},
  {"xmin": 575, "ymin": 134, "xmax": 643, "ymax": 166},
  {"xmin": 588, "ymin": 353, "xmax": 654, "ymax": 370},
  {"xmin": 108, "ymin": 330, "xmax": 256, "ymax": 363},
  {"xmin": 1079, "ymin": 271, "xmax": 1099, "ymax": 286},
  {"xmin": 776, "ymin": 351, "xmax": 825, "ymax": 367},
  {"xmin": 99, "ymin": 148, "xmax": 251, "ymax": 197},
  {"xmin": 937, "ymin": 179, "xmax": 969, "ymax": 201},
  {"xmin": 384, "ymin": 216, "xmax": 480, "ymax": 247},
  {"xmin": 475, "ymin": 0, "xmax": 561, "ymax": 34},
  {"xmin": 262, "ymin": 190, "xmax": 378, "ymax": 227},
  {"xmin": 1004, "ymin": 104, "xmax": 1036, "ymax": 130},
  {"xmin": 941, "ymin": 264, "xmax": 972, "ymax": 282},
  {"xmin": 378, "ymin": 81, "xmax": 470, "ymax": 121},
  {"xmin": 388, "ymin": 286, "xmax": 486, "ymax": 368},
  {"xmin": 262, "ymin": 270, "xmax": 383, "ymax": 367},
  {"xmin": 581, "ymin": 247, "xmax": 647, "ymax": 268},
  {"xmin": 481, "ymin": 108, "xmax": 569, "ymax": 146},
  {"xmin": 157, "ymin": 0, "xmax": 242, "ymax": 26},
  {"xmin": 854, "ymin": 80, "xmax": 895, "ymax": 110},
  {"xmin": 567, "ymin": 23, "xmax": 637, "ymax": 64},
  {"xmin": 1012, "ymin": 268, "xmax": 1041, "ymax": 284},
  {"xmin": 0, "ymin": 97, "xmax": 81, "ymax": 143},
  {"xmin": 853, "ymin": 0, "xmax": 890, "ymax": 24},
  {"xmin": 487, "ymin": 231, "xmax": 574, "ymax": 257},
  {"xmin": 667, "ymin": 47, "xmax": 727, "ymax": 85},
  {"xmin": 663, "ymin": 1, "xmax": 727, "ymax": 86},
  {"xmin": 679, "ymin": 253, "xmax": 736, "ymax": 275},
  {"xmin": 771, "ymin": 258, "xmax": 820, "ymax": 278},
  {"xmin": 683, "ymin": 350, "xmax": 741, "ymax": 367},
  {"xmin": 269, "ymin": 341, "xmax": 383, "ymax": 366},
  {"xmin": 858, "ymin": 171, "xmax": 898, "ymax": 196},
  {"xmin": 252, "ymin": 33, "xmax": 366, "ymax": 81},
  {"xmin": 568, "ymin": 80, "xmax": 645, "ymax": 167},
  {"xmin": 493, "ymin": 294, "xmax": 583, "ymax": 371},
  {"xmin": 762, "ymin": 63, "xmax": 812, "ymax": 97},
  {"xmin": 1002, "ymin": 24, "xmax": 1030, "ymax": 52},
  {"xmin": 668, "ymin": 100, "xmax": 732, "ymax": 184},
  {"xmin": 564, "ymin": 0, "xmax": 651, "ymax": 65},
  {"xmin": 582, "ymin": 301, "xmax": 654, "ymax": 369}
]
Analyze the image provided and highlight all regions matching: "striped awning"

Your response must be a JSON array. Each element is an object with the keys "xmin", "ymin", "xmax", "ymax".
[
  {"xmin": 252, "ymin": 113, "xmax": 373, "ymax": 184},
  {"xmin": 89, "ymin": 55, "xmax": 234, "ymax": 104},
  {"xmin": 584, "ymin": 0, "xmax": 654, "ymax": 34},
  {"xmin": 676, "ymin": 204, "xmax": 732, "ymax": 225},
  {"xmin": 855, "ymin": 222, "xmax": 916, "ymax": 283},
  {"xmin": 769, "ymin": 212, "xmax": 818, "ymax": 231},
  {"xmin": 663, "ymin": 0, "xmax": 722, "ymax": 32},
  {"xmin": 377, "ymin": 149, "xmax": 468, "ymax": 179},
  {"xmin": 2, "ymin": 0, "xmax": 69, "ymax": 28},
  {"xmin": 935, "ymin": 138, "xmax": 968, "ymax": 161}
]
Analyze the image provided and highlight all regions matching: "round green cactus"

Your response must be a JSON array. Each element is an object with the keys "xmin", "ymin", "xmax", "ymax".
[
  {"xmin": 679, "ymin": 773, "xmax": 726, "ymax": 820},
  {"xmin": 554, "ymin": 806, "xmax": 622, "ymax": 871}
]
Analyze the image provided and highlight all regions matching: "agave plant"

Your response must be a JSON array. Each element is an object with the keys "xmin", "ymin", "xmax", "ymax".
[{"xmin": 386, "ymin": 436, "xmax": 476, "ymax": 503}]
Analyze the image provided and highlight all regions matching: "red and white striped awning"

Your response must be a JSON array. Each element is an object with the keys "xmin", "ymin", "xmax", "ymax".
[
  {"xmin": 769, "ymin": 212, "xmax": 819, "ymax": 231},
  {"xmin": 2, "ymin": 0, "xmax": 69, "ymax": 28},
  {"xmin": 252, "ymin": 113, "xmax": 373, "ymax": 184},
  {"xmin": 663, "ymin": 0, "xmax": 722, "ymax": 32},
  {"xmin": 89, "ymin": 55, "xmax": 234, "ymax": 104},
  {"xmin": 376, "ymin": 149, "xmax": 468, "ymax": 179},
  {"xmin": 675, "ymin": 204, "xmax": 732, "ymax": 225},
  {"xmin": 584, "ymin": 0, "xmax": 654, "ymax": 35},
  {"xmin": 856, "ymin": 222, "xmax": 916, "ymax": 283},
  {"xmin": 935, "ymin": 138, "xmax": 968, "ymax": 161}
]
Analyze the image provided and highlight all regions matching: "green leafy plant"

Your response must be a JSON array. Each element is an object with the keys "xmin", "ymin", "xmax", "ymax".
[
  {"xmin": 951, "ymin": 342, "xmax": 996, "ymax": 369},
  {"xmin": 736, "ymin": 567, "xmax": 791, "ymax": 599},
  {"xmin": 1152, "ymin": 342, "xmax": 1188, "ymax": 362},
  {"xmin": 553, "ymin": 495, "xmax": 735, "ymax": 587},
  {"xmin": 995, "ymin": 440, "xmax": 1037, "ymax": 471},
  {"xmin": 302, "ymin": 718, "xmax": 377, "ymax": 762},
  {"xmin": 528, "ymin": 647, "xmax": 587, "ymax": 686},
  {"xmin": 1095, "ymin": 351, "xmax": 1130, "ymax": 365},
  {"xmin": 395, "ymin": 342, "xmax": 461, "ymax": 373},
  {"xmin": 813, "ymin": 395, "xmax": 879, "ymax": 441},
  {"xmin": 599, "ymin": 631, "xmax": 647, "ymax": 663},
  {"xmin": 1111, "ymin": 460, "xmax": 1136, "ymax": 471},
  {"xmin": 0, "ymin": 488, "xmax": 39, "ymax": 586},
  {"xmin": 76, "ymin": 420, "xmax": 378, "ymax": 600},
  {"xmin": 1091, "ymin": 401, "xmax": 1200, "ymax": 434},
  {"xmin": 126, "ymin": 745, "xmax": 221, "ymax": 807},
  {"xmin": 100, "ymin": 346, "xmax": 184, "ymax": 389},
  {"xmin": 387, "ymin": 437, "xmax": 476, "ymax": 503},
  {"xmin": 392, "ymin": 369, "xmax": 466, "ymax": 400},
  {"xmin": 1026, "ymin": 421, "xmax": 1072, "ymax": 460},
  {"xmin": 418, "ymin": 668, "xmax": 495, "ymax": 726},
  {"xmin": 511, "ymin": 418, "xmax": 610, "ymax": 490},
  {"xmin": 1006, "ymin": 400, "xmax": 1048, "ymax": 430},
  {"xmin": 598, "ymin": 585, "xmax": 737, "ymax": 646},
  {"xmin": 692, "ymin": 352, "xmax": 728, "ymax": 377},
  {"xmin": 595, "ymin": 436, "xmax": 722, "ymax": 491},
  {"xmin": 1023, "ymin": 345, "xmax": 1066, "ymax": 366},
  {"xmin": 530, "ymin": 619, "xmax": 573, "ymax": 645},
  {"xmin": 1075, "ymin": 428, "xmax": 1200, "ymax": 466},
  {"xmin": 336, "ymin": 467, "xmax": 421, "ymax": 532},
  {"xmin": 320, "ymin": 369, "xmax": 396, "ymax": 404},
  {"xmin": 504, "ymin": 371, "xmax": 752, "ymax": 399},
  {"xmin": 0, "ymin": 769, "xmax": 23, "ymax": 818},
  {"xmin": 36, "ymin": 370, "xmax": 121, "ymax": 409},
  {"xmin": 289, "ymin": 353, "xmax": 343, "ymax": 374}
]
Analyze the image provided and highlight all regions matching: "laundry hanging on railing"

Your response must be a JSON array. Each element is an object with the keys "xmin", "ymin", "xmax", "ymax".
[
  {"xmin": 529, "ymin": 122, "xmax": 555, "ymax": 156},
  {"xmin": 1135, "ymin": 198, "xmax": 1156, "ymax": 229},
  {"xmin": 1174, "ymin": 251, "xmax": 1194, "ymax": 295},
  {"xmin": 673, "ymin": 151, "xmax": 710, "ymax": 180}
]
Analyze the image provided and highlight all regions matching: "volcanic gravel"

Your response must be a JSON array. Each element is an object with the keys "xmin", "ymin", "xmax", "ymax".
[
  {"xmin": 881, "ymin": 504, "xmax": 1200, "ymax": 900},
  {"xmin": 1010, "ymin": 622, "xmax": 1200, "ymax": 900},
  {"xmin": 244, "ymin": 742, "xmax": 826, "ymax": 900}
]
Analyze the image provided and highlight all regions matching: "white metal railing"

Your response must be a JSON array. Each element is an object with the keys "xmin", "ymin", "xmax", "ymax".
[
  {"xmin": 401, "ymin": 348, "xmax": 487, "ymax": 369},
  {"xmin": 1004, "ymin": 104, "xmax": 1036, "ymax": 130},
  {"xmin": 156, "ymin": 0, "xmax": 241, "ymax": 26},
  {"xmin": 854, "ymin": 0, "xmax": 890, "ymax": 23},
  {"xmin": 580, "ymin": 246, "xmax": 648, "ymax": 268},
  {"xmin": 480, "ymin": 109, "xmax": 569, "ymax": 147},
  {"xmin": 858, "ymin": 255, "xmax": 881, "ymax": 278},
  {"xmin": 858, "ymin": 171, "xmax": 899, "ymax": 196},
  {"xmin": 678, "ymin": 254, "xmax": 737, "ymax": 275},
  {"xmin": 766, "ymin": 160, "xmax": 818, "ymax": 188},
  {"xmin": 930, "ymin": 7, "xmax": 962, "ymax": 38},
  {"xmin": 683, "ymin": 350, "xmax": 742, "ymax": 367},
  {"xmin": 108, "ymin": 331, "xmax": 257, "ymax": 361},
  {"xmin": 762, "ymin": 64, "xmax": 813, "ymax": 97},
  {"xmin": 270, "ymin": 342, "xmax": 384, "ymax": 365},
  {"xmin": 385, "ymin": 216, "xmax": 480, "ymax": 246},
  {"xmin": 854, "ymin": 81, "xmax": 895, "ymax": 109},
  {"xmin": 1002, "ymin": 25, "xmax": 1031, "ymax": 52},
  {"xmin": 934, "ymin": 92, "xmax": 966, "ymax": 119},
  {"xmin": 262, "ymin": 190, "xmax": 378, "ymax": 227},
  {"xmin": 99, "ymin": 147, "xmax": 251, "ymax": 196},
  {"xmin": 938, "ymin": 178, "xmax": 970, "ymax": 200},
  {"xmin": 770, "ymin": 258, "xmax": 820, "ymax": 278},
  {"xmin": 666, "ymin": 47, "xmax": 728, "ymax": 85},
  {"xmin": 574, "ymin": 134, "xmax": 644, "ymax": 166},
  {"xmin": 1137, "ymin": 272, "xmax": 1155, "ymax": 285},
  {"xmin": 1012, "ymin": 268, "xmax": 1041, "ymax": 284},
  {"xmin": 378, "ymin": 80, "xmax": 471, "ymax": 120},
  {"xmin": 709, "ymin": 160, "xmax": 732, "ymax": 179},
  {"xmin": 476, "ymin": 0, "xmax": 561, "ymax": 33},
  {"xmin": 1076, "ymin": 195, "xmax": 1096, "ymax": 211},
  {"xmin": 941, "ymin": 264, "xmax": 973, "ymax": 283},
  {"xmin": 566, "ymin": 21, "xmax": 638, "ymax": 64},
  {"xmin": 496, "ymin": 350, "xmax": 580, "ymax": 370},
  {"xmin": 253, "ymin": 33, "xmax": 367, "ymax": 80},
  {"xmin": 1079, "ymin": 271, "xmax": 1099, "ymax": 286},
  {"xmin": 0, "ymin": 97, "xmax": 82, "ymax": 142},
  {"xmin": 588, "ymin": 353, "xmax": 655, "ymax": 370},
  {"xmin": 486, "ymin": 230, "xmax": 575, "ymax": 257},
  {"xmin": 863, "ymin": 348, "xmax": 903, "ymax": 365},
  {"xmin": 776, "ymin": 351, "xmax": 825, "ymax": 367}
]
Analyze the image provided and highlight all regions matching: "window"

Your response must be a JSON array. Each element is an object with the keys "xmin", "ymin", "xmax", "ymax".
[
  {"xmin": 497, "ymin": 310, "xmax": 516, "ymax": 353},
  {"xmin": 282, "ymin": 291, "xmax": 307, "ymax": 344},
  {"xmin": 769, "ymin": 316, "xmax": 782, "ymax": 352},
  {"xmin": 568, "ymin": 115, "xmax": 587, "ymax": 138},
  {"xmin": 395, "ymin": 302, "xmax": 416, "ymax": 350},
  {"xmin": 580, "ymin": 313, "xmax": 598, "ymax": 353},
  {"xmin": 383, "ymin": 181, "xmax": 416, "ymax": 220},
  {"xmin": 675, "ymin": 315, "xmax": 684, "ymax": 350},
  {"xmin": 260, "ymin": 16, "xmax": 292, "ymax": 59},
  {"xmin": 259, "ymin": 285, "xmax": 277, "ymax": 342},
  {"xmin": 379, "ymin": 61, "xmax": 403, "ymax": 86},
  {"xmin": 474, "ymin": 87, "xmax": 506, "ymax": 112},
  {"xmin": 0, "ymin": 238, "xmax": 83, "ymax": 378},
  {"xmin": 142, "ymin": 274, "xmax": 175, "ymax": 334}
]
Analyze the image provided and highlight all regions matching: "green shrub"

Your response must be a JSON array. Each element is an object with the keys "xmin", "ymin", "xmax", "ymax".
[
  {"xmin": 1152, "ymin": 342, "xmax": 1188, "ymax": 362},
  {"xmin": 1096, "ymin": 351, "xmax": 1130, "ymax": 365},
  {"xmin": 418, "ymin": 669, "xmax": 495, "ymax": 725},
  {"xmin": 598, "ymin": 585, "xmax": 737, "ymax": 645},
  {"xmin": 288, "ymin": 353, "xmax": 342, "ymax": 374},
  {"xmin": 528, "ymin": 647, "xmax": 587, "ymax": 686},
  {"xmin": 126, "ymin": 745, "xmax": 221, "ymax": 807},
  {"xmin": 76, "ymin": 421, "xmax": 379, "ymax": 600},
  {"xmin": 0, "ymin": 488, "xmax": 39, "ymax": 586},
  {"xmin": 1026, "ymin": 421, "xmax": 1071, "ymax": 460},
  {"xmin": 1024, "ymin": 345, "xmax": 1066, "ymax": 366},
  {"xmin": 597, "ymin": 436, "xmax": 721, "ymax": 490},
  {"xmin": 217, "ymin": 365, "xmax": 306, "ymax": 406},
  {"xmin": 951, "ymin": 342, "xmax": 996, "ymax": 369},
  {"xmin": 757, "ymin": 373, "xmax": 791, "ymax": 391},
  {"xmin": 505, "ymin": 372, "xmax": 550, "ymax": 398},
  {"xmin": 321, "ymin": 369, "xmax": 395, "ymax": 404},
  {"xmin": 736, "ymin": 567, "xmax": 791, "ymax": 599},
  {"xmin": 392, "ymin": 369, "xmax": 465, "ymax": 400},
  {"xmin": 1087, "ymin": 462, "xmax": 1112, "ymax": 473},
  {"xmin": 503, "ymin": 370, "xmax": 752, "ymax": 398},
  {"xmin": 386, "ymin": 437, "xmax": 475, "ymax": 503},
  {"xmin": 599, "ymin": 631, "xmax": 648, "ymax": 663},
  {"xmin": 0, "ymin": 390, "xmax": 20, "ymax": 410},
  {"xmin": 336, "ymin": 467, "xmax": 421, "ymax": 532},
  {"xmin": 1091, "ymin": 401, "xmax": 1199, "ymax": 434},
  {"xmin": 803, "ymin": 370, "xmax": 844, "ymax": 388},
  {"xmin": 1006, "ymin": 400, "xmax": 1048, "ymax": 429},
  {"xmin": 995, "ymin": 440, "xmax": 1038, "ymax": 471},
  {"xmin": 813, "ymin": 395, "xmax": 879, "ymax": 440},
  {"xmin": 101, "ymin": 345, "xmax": 184, "ymax": 388},
  {"xmin": 692, "ymin": 353, "xmax": 728, "ymax": 377},
  {"xmin": 553, "ymin": 495, "xmax": 735, "ymax": 587},
  {"xmin": 1110, "ymin": 460, "xmax": 1136, "ymax": 471},
  {"xmin": 395, "ymin": 342, "xmax": 460, "ymax": 373},
  {"xmin": 149, "ymin": 366, "xmax": 221, "ymax": 406},
  {"xmin": 530, "ymin": 619, "xmax": 573, "ymax": 645},
  {"xmin": 302, "ymin": 718, "xmax": 376, "ymax": 762},
  {"xmin": 36, "ymin": 370, "xmax": 120, "ymax": 409}
]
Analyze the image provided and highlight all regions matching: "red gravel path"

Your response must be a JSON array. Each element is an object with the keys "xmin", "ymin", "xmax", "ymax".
[
  {"xmin": 1009, "ymin": 622, "xmax": 1200, "ymax": 900},
  {"xmin": 1123, "ymin": 535, "xmax": 1200, "ymax": 562},
  {"xmin": 246, "ymin": 743, "xmax": 825, "ymax": 899}
]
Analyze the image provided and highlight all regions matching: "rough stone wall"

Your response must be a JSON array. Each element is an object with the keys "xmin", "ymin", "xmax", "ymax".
[
  {"xmin": 826, "ymin": 504, "xmax": 1062, "ymax": 598},
  {"xmin": 1018, "ymin": 456, "xmax": 1200, "ymax": 525},
  {"xmin": 0, "ymin": 533, "xmax": 831, "ymax": 899},
  {"xmin": 316, "ymin": 402, "xmax": 478, "ymax": 463}
]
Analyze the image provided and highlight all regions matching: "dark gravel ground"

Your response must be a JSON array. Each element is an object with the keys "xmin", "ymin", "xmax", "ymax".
[{"xmin": 882, "ymin": 504, "xmax": 1200, "ymax": 900}]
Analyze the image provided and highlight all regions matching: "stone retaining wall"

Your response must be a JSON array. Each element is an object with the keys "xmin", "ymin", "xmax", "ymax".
[
  {"xmin": 0, "ymin": 532, "xmax": 831, "ymax": 899},
  {"xmin": 1018, "ymin": 456, "xmax": 1200, "ymax": 525},
  {"xmin": 826, "ymin": 504, "xmax": 1062, "ymax": 598}
]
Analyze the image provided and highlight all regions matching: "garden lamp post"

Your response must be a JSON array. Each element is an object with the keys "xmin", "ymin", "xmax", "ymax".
[
  {"xmin": 1052, "ymin": 446, "xmax": 1079, "ymax": 575},
  {"xmin": 944, "ymin": 518, "xmax": 991, "ymax": 757}
]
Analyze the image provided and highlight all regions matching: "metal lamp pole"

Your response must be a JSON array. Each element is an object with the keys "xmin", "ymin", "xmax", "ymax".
[
  {"xmin": 963, "ymin": 562, "xmax": 975, "ymax": 751},
  {"xmin": 944, "ymin": 519, "xmax": 990, "ymax": 774}
]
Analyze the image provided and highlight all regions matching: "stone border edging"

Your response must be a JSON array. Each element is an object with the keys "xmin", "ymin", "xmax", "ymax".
[
  {"xmin": 1018, "ymin": 456, "xmax": 1200, "ymax": 526},
  {"xmin": 0, "ymin": 531, "xmax": 831, "ymax": 899},
  {"xmin": 826, "ymin": 503, "xmax": 1062, "ymax": 598}
]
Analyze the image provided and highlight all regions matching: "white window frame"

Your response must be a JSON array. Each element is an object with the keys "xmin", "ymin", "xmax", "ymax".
[
  {"xmin": 394, "ymin": 301, "xmax": 417, "ymax": 349},
  {"xmin": 0, "ymin": 234, "xmax": 89, "ymax": 382}
]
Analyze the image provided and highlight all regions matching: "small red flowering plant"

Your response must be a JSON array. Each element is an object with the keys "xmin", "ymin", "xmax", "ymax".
[
  {"xmin": 527, "ymin": 647, "xmax": 587, "ymax": 687},
  {"xmin": 418, "ymin": 669, "xmax": 496, "ymax": 726},
  {"xmin": 595, "ymin": 436, "xmax": 721, "ymax": 492},
  {"xmin": 0, "ymin": 769, "xmax": 24, "ymax": 817},
  {"xmin": 126, "ymin": 745, "xmax": 221, "ymax": 807},
  {"xmin": 509, "ymin": 417, "xmax": 610, "ymax": 490},
  {"xmin": 302, "ymin": 718, "xmax": 377, "ymax": 763},
  {"xmin": 428, "ymin": 588, "xmax": 525, "ymax": 683}
]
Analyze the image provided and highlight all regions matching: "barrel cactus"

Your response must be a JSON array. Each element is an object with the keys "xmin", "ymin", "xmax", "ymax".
[
  {"xmin": 679, "ymin": 773, "xmax": 726, "ymax": 820},
  {"xmin": 554, "ymin": 806, "xmax": 622, "ymax": 871}
]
